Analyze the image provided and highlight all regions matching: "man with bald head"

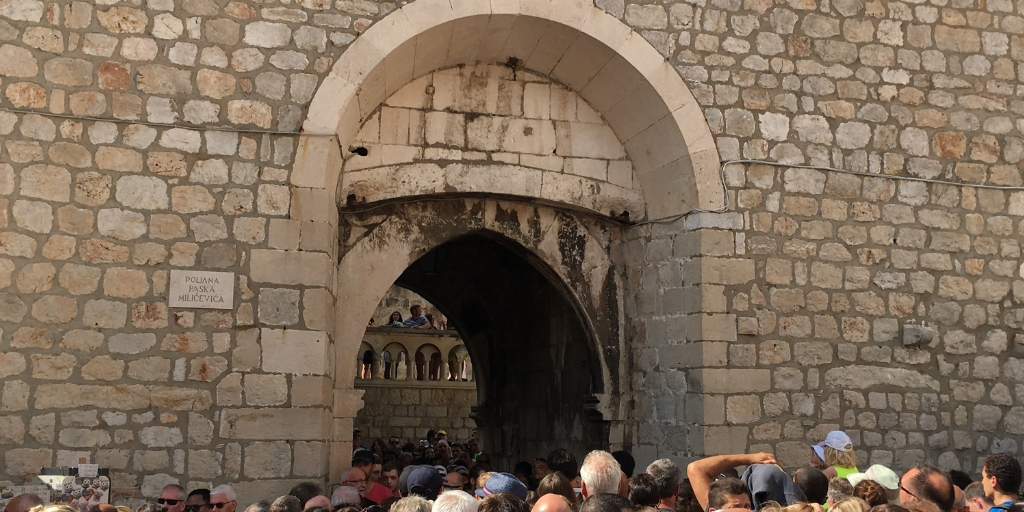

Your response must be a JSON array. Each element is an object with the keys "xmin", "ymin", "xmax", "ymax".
[
  {"xmin": 532, "ymin": 494, "xmax": 573, "ymax": 512},
  {"xmin": 900, "ymin": 464, "xmax": 955, "ymax": 512},
  {"xmin": 304, "ymin": 496, "xmax": 332, "ymax": 510},
  {"xmin": 341, "ymin": 467, "xmax": 374, "ymax": 508},
  {"xmin": 5, "ymin": 493, "xmax": 43, "ymax": 512}
]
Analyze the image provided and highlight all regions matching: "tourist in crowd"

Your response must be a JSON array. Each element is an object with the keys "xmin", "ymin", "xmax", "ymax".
[
  {"xmin": 981, "ymin": 454, "xmax": 1021, "ymax": 510},
  {"xmin": 532, "ymin": 494, "xmax": 572, "ymax": 512},
  {"xmin": 612, "ymin": 452, "xmax": 636, "ymax": 479},
  {"xmin": 829, "ymin": 477, "xmax": 855, "ymax": 508},
  {"xmin": 832, "ymin": 498, "xmax": 871, "ymax": 512},
  {"xmin": 210, "ymin": 486, "xmax": 237, "ymax": 512},
  {"xmin": 580, "ymin": 450, "xmax": 622, "ymax": 499},
  {"xmin": 853, "ymin": 480, "xmax": 890, "ymax": 508},
  {"xmin": 899, "ymin": 465, "xmax": 955, "ymax": 512},
  {"xmin": 793, "ymin": 466, "xmax": 829, "ymax": 506},
  {"xmin": 303, "ymin": 495, "xmax": 332, "ymax": 511},
  {"xmin": 629, "ymin": 474, "xmax": 660, "ymax": 508},
  {"xmin": 289, "ymin": 483, "xmax": 322, "ymax": 508},
  {"xmin": 389, "ymin": 311, "xmax": 405, "ymax": 327},
  {"xmin": 404, "ymin": 305, "xmax": 432, "ymax": 328},
  {"xmin": 355, "ymin": 450, "xmax": 395, "ymax": 504},
  {"xmin": 158, "ymin": 485, "xmax": 187, "ymax": 512},
  {"xmin": 186, "ymin": 489, "xmax": 211, "ymax": 512},
  {"xmin": 816, "ymin": 431, "xmax": 859, "ymax": 479},
  {"xmin": 536, "ymin": 472, "xmax": 578, "ymax": 508},
  {"xmin": 532, "ymin": 459, "xmax": 551, "ymax": 482},
  {"xmin": 963, "ymin": 483, "xmax": 993, "ymax": 512},
  {"xmin": 849, "ymin": 465, "xmax": 900, "ymax": 503},
  {"xmin": 331, "ymin": 487, "xmax": 361, "ymax": 510},
  {"xmin": 433, "ymin": 491, "xmax": 478, "ymax": 512},
  {"xmin": 113, "ymin": 433, "xmax": 988, "ymax": 512}
]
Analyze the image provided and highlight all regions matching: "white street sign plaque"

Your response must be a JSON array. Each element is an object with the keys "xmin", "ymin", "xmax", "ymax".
[{"xmin": 168, "ymin": 270, "xmax": 235, "ymax": 309}]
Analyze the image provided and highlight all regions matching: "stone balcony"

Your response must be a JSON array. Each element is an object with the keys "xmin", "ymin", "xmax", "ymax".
[{"xmin": 355, "ymin": 326, "xmax": 473, "ymax": 382}]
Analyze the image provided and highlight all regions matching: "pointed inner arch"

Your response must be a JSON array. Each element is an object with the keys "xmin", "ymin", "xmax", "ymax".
[{"xmin": 305, "ymin": 0, "xmax": 722, "ymax": 221}]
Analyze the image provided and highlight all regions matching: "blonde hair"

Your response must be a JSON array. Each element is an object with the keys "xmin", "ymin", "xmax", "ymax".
[
  {"xmin": 824, "ymin": 446, "xmax": 857, "ymax": 468},
  {"xmin": 781, "ymin": 504, "xmax": 817, "ymax": 512},
  {"xmin": 116, "ymin": 507, "xmax": 133, "ymax": 512},
  {"xmin": 30, "ymin": 505, "xmax": 77, "ymax": 512},
  {"xmin": 477, "ymin": 471, "xmax": 494, "ymax": 489},
  {"xmin": 831, "ymin": 498, "xmax": 870, "ymax": 512}
]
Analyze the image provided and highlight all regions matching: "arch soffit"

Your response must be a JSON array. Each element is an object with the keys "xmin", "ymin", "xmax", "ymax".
[
  {"xmin": 332, "ymin": 201, "xmax": 614, "ymax": 389},
  {"xmin": 304, "ymin": 0, "xmax": 722, "ymax": 220}
]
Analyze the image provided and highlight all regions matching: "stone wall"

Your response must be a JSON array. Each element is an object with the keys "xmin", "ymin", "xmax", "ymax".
[
  {"xmin": 615, "ymin": 0, "xmax": 1024, "ymax": 474},
  {"xmin": 354, "ymin": 380, "xmax": 477, "ymax": 444},
  {"xmin": 722, "ymin": 163, "xmax": 1024, "ymax": 472},
  {"xmin": 0, "ymin": 0, "xmax": 1023, "ymax": 500},
  {"xmin": 0, "ymin": 0, "xmax": 348, "ymax": 499},
  {"xmin": 371, "ymin": 284, "xmax": 442, "ymax": 326}
]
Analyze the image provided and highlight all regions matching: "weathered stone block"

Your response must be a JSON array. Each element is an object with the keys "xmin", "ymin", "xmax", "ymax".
[
  {"xmin": 693, "ymin": 369, "xmax": 771, "ymax": 393},
  {"xmin": 250, "ymin": 250, "xmax": 332, "ymax": 286},
  {"xmin": 219, "ymin": 408, "xmax": 328, "ymax": 440},
  {"xmin": 261, "ymin": 329, "xmax": 328, "ymax": 375}
]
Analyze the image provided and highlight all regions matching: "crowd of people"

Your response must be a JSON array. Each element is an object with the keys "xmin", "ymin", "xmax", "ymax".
[
  {"xmin": 5, "ymin": 429, "xmax": 1021, "ymax": 512},
  {"xmin": 362, "ymin": 305, "xmax": 467, "ymax": 381},
  {"xmin": 367, "ymin": 305, "xmax": 448, "ymax": 330}
]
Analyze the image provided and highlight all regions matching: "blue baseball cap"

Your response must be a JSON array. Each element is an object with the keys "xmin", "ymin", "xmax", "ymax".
[{"xmin": 474, "ymin": 472, "xmax": 527, "ymax": 500}]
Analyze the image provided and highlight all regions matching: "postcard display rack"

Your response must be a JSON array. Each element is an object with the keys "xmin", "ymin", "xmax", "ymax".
[{"xmin": 1, "ymin": 467, "xmax": 111, "ymax": 511}]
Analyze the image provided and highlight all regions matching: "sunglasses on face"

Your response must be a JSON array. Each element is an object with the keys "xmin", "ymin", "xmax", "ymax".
[
  {"xmin": 158, "ymin": 500, "xmax": 181, "ymax": 506},
  {"xmin": 185, "ymin": 506, "xmax": 208, "ymax": 512}
]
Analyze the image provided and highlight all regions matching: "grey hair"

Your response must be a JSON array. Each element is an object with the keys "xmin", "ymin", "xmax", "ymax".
[
  {"xmin": 827, "ymin": 477, "xmax": 853, "ymax": 503},
  {"xmin": 245, "ymin": 502, "xmax": 270, "ymax": 512},
  {"xmin": 393, "ymin": 497, "xmax": 433, "ymax": 512},
  {"xmin": 646, "ymin": 459, "xmax": 681, "ymax": 499},
  {"xmin": 432, "ymin": 491, "xmax": 478, "ymax": 512},
  {"xmin": 331, "ymin": 486, "xmax": 362, "ymax": 508},
  {"xmin": 162, "ymin": 485, "xmax": 187, "ymax": 501},
  {"xmin": 580, "ymin": 450, "xmax": 622, "ymax": 495},
  {"xmin": 211, "ymin": 485, "xmax": 237, "ymax": 502},
  {"xmin": 269, "ymin": 496, "xmax": 301, "ymax": 512}
]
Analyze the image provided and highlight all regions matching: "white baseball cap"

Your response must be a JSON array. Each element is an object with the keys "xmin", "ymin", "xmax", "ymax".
[
  {"xmin": 822, "ymin": 430, "xmax": 853, "ymax": 451},
  {"xmin": 848, "ymin": 464, "xmax": 898, "ymax": 490}
]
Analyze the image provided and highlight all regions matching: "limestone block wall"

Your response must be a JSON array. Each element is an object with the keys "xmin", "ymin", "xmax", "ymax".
[
  {"xmin": 354, "ymin": 381, "xmax": 477, "ymax": 443},
  {"xmin": 0, "ymin": 0, "xmax": 1023, "ymax": 498},
  {"xmin": 0, "ymin": 0, "xmax": 355, "ymax": 500},
  {"xmin": 619, "ymin": 0, "xmax": 1024, "ymax": 474}
]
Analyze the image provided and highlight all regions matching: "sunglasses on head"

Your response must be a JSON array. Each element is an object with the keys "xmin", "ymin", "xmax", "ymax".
[{"xmin": 157, "ymin": 500, "xmax": 181, "ymax": 506}]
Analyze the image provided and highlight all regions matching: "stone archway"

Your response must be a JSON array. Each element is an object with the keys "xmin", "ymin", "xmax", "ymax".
[
  {"xmin": 329, "ymin": 199, "xmax": 624, "ymax": 478},
  {"xmin": 284, "ymin": 0, "xmax": 728, "ymax": 481},
  {"xmin": 292, "ymin": 0, "xmax": 722, "ymax": 221},
  {"xmin": 395, "ymin": 232, "xmax": 607, "ymax": 463}
]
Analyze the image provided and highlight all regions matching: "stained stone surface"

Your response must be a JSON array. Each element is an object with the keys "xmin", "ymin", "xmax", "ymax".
[{"xmin": 1, "ymin": 0, "xmax": 1024, "ymax": 506}]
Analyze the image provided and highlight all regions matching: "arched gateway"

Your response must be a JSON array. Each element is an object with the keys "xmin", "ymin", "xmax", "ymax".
[{"xmin": 285, "ymin": 0, "xmax": 721, "ymax": 480}]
